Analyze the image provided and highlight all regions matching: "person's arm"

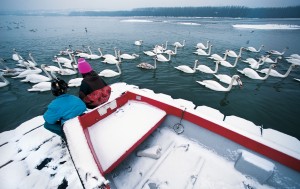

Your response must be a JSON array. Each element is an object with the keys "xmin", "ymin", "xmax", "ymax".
[{"xmin": 43, "ymin": 105, "xmax": 61, "ymax": 124}]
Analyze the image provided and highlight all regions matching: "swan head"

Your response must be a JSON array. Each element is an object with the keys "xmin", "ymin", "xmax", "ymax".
[{"xmin": 233, "ymin": 75, "xmax": 243, "ymax": 88}]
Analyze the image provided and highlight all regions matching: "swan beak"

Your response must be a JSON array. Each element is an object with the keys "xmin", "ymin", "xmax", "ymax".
[{"xmin": 237, "ymin": 78, "xmax": 243, "ymax": 88}]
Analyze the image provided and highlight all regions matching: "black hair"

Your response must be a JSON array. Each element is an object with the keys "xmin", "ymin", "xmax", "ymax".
[{"xmin": 51, "ymin": 78, "xmax": 68, "ymax": 96}]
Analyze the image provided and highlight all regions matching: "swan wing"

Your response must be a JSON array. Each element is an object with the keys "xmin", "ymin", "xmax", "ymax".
[{"xmin": 174, "ymin": 65, "xmax": 194, "ymax": 73}]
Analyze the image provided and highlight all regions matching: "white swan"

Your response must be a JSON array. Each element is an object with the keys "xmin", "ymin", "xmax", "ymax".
[
  {"xmin": 246, "ymin": 58, "xmax": 265, "ymax": 69},
  {"xmin": 257, "ymin": 63, "xmax": 297, "ymax": 78},
  {"xmin": 68, "ymin": 77, "xmax": 83, "ymax": 87},
  {"xmin": 245, "ymin": 45, "xmax": 264, "ymax": 53},
  {"xmin": 287, "ymin": 54, "xmax": 300, "ymax": 60},
  {"xmin": 156, "ymin": 41, "xmax": 168, "ymax": 51},
  {"xmin": 173, "ymin": 40, "xmax": 185, "ymax": 48},
  {"xmin": 227, "ymin": 47, "xmax": 244, "ymax": 58},
  {"xmin": 267, "ymin": 47, "xmax": 288, "ymax": 56},
  {"xmin": 53, "ymin": 53, "xmax": 73, "ymax": 64},
  {"xmin": 99, "ymin": 47, "xmax": 118, "ymax": 59},
  {"xmin": 86, "ymin": 46, "xmax": 102, "ymax": 60},
  {"xmin": 57, "ymin": 62, "xmax": 77, "ymax": 75},
  {"xmin": 208, "ymin": 50, "xmax": 228, "ymax": 61},
  {"xmin": 153, "ymin": 46, "xmax": 164, "ymax": 54},
  {"xmin": 261, "ymin": 55, "xmax": 281, "ymax": 64},
  {"xmin": 196, "ymin": 75, "xmax": 242, "ymax": 92},
  {"xmin": 175, "ymin": 60, "xmax": 199, "ymax": 74},
  {"xmin": 12, "ymin": 64, "xmax": 42, "ymax": 78},
  {"xmin": 0, "ymin": 73, "xmax": 9, "ymax": 87},
  {"xmin": 28, "ymin": 81, "xmax": 51, "ymax": 92},
  {"xmin": 0, "ymin": 58, "xmax": 26, "ymax": 76},
  {"xmin": 119, "ymin": 52, "xmax": 139, "ymax": 60},
  {"xmin": 143, "ymin": 50, "xmax": 156, "ymax": 57},
  {"xmin": 194, "ymin": 45, "xmax": 212, "ymax": 56},
  {"xmin": 134, "ymin": 40, "xmax": 143, "ymax": 46},
  {"xmin": 76, "ymin": 50, "xmax": 90, "ymax": 58},
  {"xmin": 20, "ymin": 64, "xmax": 52, "ymax": 83},
  {"xmin": 164, "ymin": 46, "xmax": 178, "ymax": 55},
  {"xmin": 195, "ymin": 40, "xmax": 210, "ymax": 49},
  {"xmin": 137, "ymin": 57, "xmax": 157, "ymax": 69},
  {"xmin": 237, "ymin": 64, "xmax": 276, "ymax": 80},
  {"xmin": 99, "ymin": 62, "xmax": 121, "ymax": 77},
  {"xmin": 214, "ymin": 74, "xmax": 240, "ymax": 85},
  {"xmin": 63, "ymin": 54, "xmax": 78, "ymax": 69},
  {"xmin": 157, "ymin": 53, "xmax": 171, "ymax": 62},
  {"xmin": 12, "ymin": 48, "xmax": 23, "ymax": 61},
  {"xmin": 102, "ymin": 51, "xmax": 122, "ymax": 64},
  {"xmin": 219, "ymin": 56, "xmax": 241, "ymax": 68},
  {"xmin": 196, "ymin": 60, "xmax": 220, "ymax": 74}
]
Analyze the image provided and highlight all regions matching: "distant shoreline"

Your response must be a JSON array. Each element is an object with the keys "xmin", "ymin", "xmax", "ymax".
[{"xmin": 1, "ymin": 6, "xmax": 300, "ymax": 18}]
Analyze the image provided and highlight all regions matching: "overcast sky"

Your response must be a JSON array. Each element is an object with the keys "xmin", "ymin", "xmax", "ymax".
[{"xmin": 1, "ymin": 0, "xmax": 300, "ymax": 11}]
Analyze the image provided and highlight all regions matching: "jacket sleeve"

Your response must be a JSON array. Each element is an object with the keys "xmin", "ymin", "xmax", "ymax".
[{"xmin": 79, "ymin": 80, "xmax": 90, "ymax": 100}]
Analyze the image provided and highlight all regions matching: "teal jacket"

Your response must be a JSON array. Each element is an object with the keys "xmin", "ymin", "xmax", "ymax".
[{"xmin": 43, "ymin": 94, "xmax": 86, "ymax": 136}]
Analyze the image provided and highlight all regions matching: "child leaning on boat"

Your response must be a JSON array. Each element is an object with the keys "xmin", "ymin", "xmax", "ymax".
[
  {"xmin": 43, "ymin": 79, "xmax": 86, "ymax": 137},
  {"xmin": 77, "ymin": 58, "xmax": 111, "ymax": 109}
]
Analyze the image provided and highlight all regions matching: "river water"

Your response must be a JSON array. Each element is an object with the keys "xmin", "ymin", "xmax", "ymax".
[{"xmin": 0, "ymin": 16, "xmax": 300, "ymax": 139}]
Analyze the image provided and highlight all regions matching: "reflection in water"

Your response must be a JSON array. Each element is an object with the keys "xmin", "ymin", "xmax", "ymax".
[{"xmin": 219, "ymin": 92, "xmax": 230, "ymax": 107}]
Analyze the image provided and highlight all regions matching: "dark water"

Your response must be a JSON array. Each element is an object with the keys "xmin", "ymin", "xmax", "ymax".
[{"xmin": 0, "ymin": 16, "xmax": 300, "ymax": 139}]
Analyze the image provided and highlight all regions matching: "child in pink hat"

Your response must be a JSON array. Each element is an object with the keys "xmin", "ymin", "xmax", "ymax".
[{"xmin": 77, "ymin": 58, "xmax": 111, "ymax": 109}]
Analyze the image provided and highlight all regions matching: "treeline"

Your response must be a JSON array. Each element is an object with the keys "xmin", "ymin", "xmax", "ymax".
[{"xmin": 69, "ymin": 6, "xmax": 300, "ymax": 18}]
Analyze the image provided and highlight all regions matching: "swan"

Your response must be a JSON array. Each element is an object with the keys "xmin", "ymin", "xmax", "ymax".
[
  {"xmin": 194, "ymin": 45, "xmax": 212, "ymax": 56},
  {"xmin": 195, "ymin": 40, "xmax": 210, "ymax": 49},
  {"xmin": 173, "ymin": 40, "xmax": 185, "ymax": 48},
  {"xmin": 12, "ymin": 48, "xmax": 23, "ymax": 61},
  {"xmin": 57, "ymin": 61, "xmax": 77, "ymax": 75},
  {"xmin": 196, "ymin": 75, "xmax": 242, "ymax": 92},
  {"xmin": 175, "ymin": 60, "xmax": 199, "ymax": 74},
  {"xmin": 237, "ymin": 64, "xmax": 276, "ymax": 80},
  {"xmin": 267, "ymin": 47, "xmax": 288, "ymax": 56},
  {"xmin": 0, "ymin": 73, "xmax": 10, "ymax": 87},
  {"xmin": 119, "ymin": 52, "xmax": 139, "ymax": 60},
  {"xmin": 157, "ymin": 53, "xmax": 171, "ymax": 62},
  {"xmin": 245, "ymin": 45, "xmax": 264, "ymax": 53},
  {"xmin": 219, "ymin": 56, "xmax": 241, "ymax": 68},
  {"xmin": 164, "ymin": 46, "xmax": 178, "ymax": 55},
  {"xmin": 0, "ymin": 58, "xmax": 26, "ymax": 76},
  {"xmin": 63, "ymin": 54, "xmax": 78, "ymax": 69},
  {"xmin": 143, "ymin": 50, "xmax": 156, "ymax": 57},
  {"xmin": 196, "ymin": 60, "xmax": 220, "ymax": 74},
  {"xmin": 156, "ymin": 41, "xmax": 168, "ymax": 51},
  {"xmin": 68, "ymin": 77, "xmax": 83, "ymax": 87},
  {"xmin": 286, "ymin": 58, "xmax": 300, "ymax": 64},
  {"xmin": 134, "ymin": 40, "xmax": 143, "ymax": 46},
  {"xmin": 153, "ymin": 46, "xmax": 164, "ymax": 54},
  {"xmin": 76, "ymin": 50, "xmax": 90, "ymax": 58},
  {"xmin": 28, "ymin": 81, "xmax": 51, "ymax": 92},
  {"xmin": 14, "ymin": 52, "xmax": 36, "ymax": 67},
  {"xmin": 137, "ymin": 56, "xmax": 157, "ymax": 69},
  {"xmin": 287, "ymin": 54, "xmax": 300, "ymax": 60},
  {"xmin": 99, "ymin": 47, "xmax": 118, "ymax": 59},
  {"xmin": 20, "ymin": 64, "xmax": 52, "ymax": 83},
  {"xmin": 261, "ymin": 55, "xmax": 281, "ymax": 64},
  {"xmin": 12, "ymin": 64, "xmax": 42, "ymax": 78},
  {"xmin": 99, "ymin": 62, "xmax": 121, "ymax": 77},
  {"xmin": 214, "ymin": 74, "xmax": 240, "ymax": 85},
  {"xmin": 53, "ymin": 52, "xmax": 73, "ymax": 64},
  {"xmin": 227, "ymin": 47, "xmax": 244, "ymax": 58},
  {"xmin": 86, "ymin": 46, "xmax": 102, "ymax": 60},
  {"xmin": 244, "ymin": 57, "xmax": 265, "ymax": 69},
  {"xmin": 102, "ymin": 51, "xmax": 121, "ymax": 64},
  {"xmin": 208, "ymin": 50, "xmax": 228, "ymax": 61},
  {"xmin": 257, "ymin": 63, "xmax": 297, "ymax": 78},
  {"xmin": 58, "ymin": 45, "xmax": 73, "ymax": 56}
]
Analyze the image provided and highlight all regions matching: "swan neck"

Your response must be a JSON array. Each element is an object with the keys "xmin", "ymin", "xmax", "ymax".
[
  {"xmin": 88, "ymin": 46, "xmax": 93, "ymax": 54},
  {"xmin": 283, "ymin": 64, "xmax": 294, "ymax": 77},
  {"xmin": 193, "ymin": 61, "xmax": 198, "ymax": 71},
  {"xmin": 214, "ymin": 62, "xmax": 219, "ymax": 73},
  {"xmin": 263, "ymin": 65, "xmax": 274, "ymax": 79},
  {"xmin": 154, "ymin": 58, "xmax": 157, "ymax": 69},
  {"xmin": 98, "ymin": 48, "xmax": 103, "ymax": 57},
  {"xmin": 208, "ymin": 45, "xmax": 212, "ymax": 55},
  {"xmin": 233, "ymin": 57, "xmax": 239, "ymax": 67},
  {"xmin": 116, "ymin": 63, "xmax": 121, "ymax": 74},
  {"xmin": 41, "ymin": 65, "xmax": 52, "ymax": 79}
]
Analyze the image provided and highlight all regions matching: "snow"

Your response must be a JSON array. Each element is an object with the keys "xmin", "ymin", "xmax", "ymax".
[{"xmin": 232, "ymin": 24, "xmax": 300, "ymax": 30}]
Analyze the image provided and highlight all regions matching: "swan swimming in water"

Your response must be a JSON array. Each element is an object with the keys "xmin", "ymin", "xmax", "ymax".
[
  {"xmin": 195, "ymin": 40, "xmax": 210, "ymax": 49},
  {"xmin": 237, "ymin": 64, "xmax": 276, "ymax": 80},
  {"xmin": 134, "ymin": 40, "xmax": 143, "ymax": 46},
  {"xmin": 214, "ymin": 74, "xmax": 240, "ymax": 85},
  {"xmin": 245, "ymin": 45, "xmax": 264, "ymax": 53},
  {"xmin": 196, "ymin": 60, "xmax": 221, "ymax": 74},
  {"xmin": 196, "ymin": 75, "xmax": 242, "ymax": 92},
  {"xmin": 20, "ymin": 64, "xmax": 53, "ymax": 83},
  {"xmin": 68, "ymin": 77, "xmax": 83, "ymax": 87},
  {"xmin": 257, "ymin": 63, "xmax": 297, "ymax": 78},
  {"xmin": 157, "ymin": 53, "xmax": 171, "ymax": 62},
  {"xmin": 208, "ymin": 50, "xmax": 229, "ymax": 61},
  {"xmin": 57, "ymin": 62, "xmax": 77, "ymax": 76},
  {"xmin": 99, "ymin": 47, "xmax": 118, "ymax": 60},
  {"xmin": 261, "ymin": 55, "xmax": 281, "ymax": 64},
  {"xmin": 119, "ymin": 51, "xmax": 139, "ymax": 60},
  {"xmin": 267, "ymin": 47, "xmax": 288, "ymax": 56},
  {"xmin": 227, "ymin": 47, "xmax": 244, "ymax": 58},
  {"xmin": 99, "ymin": 62, "xmax": 121, "ymax": 77},
  {"xmin": 173, "ymin": 40, "xmax": 185, "ymax": 48},
  {"xmin": 194, "ymin": 45, "xmax": 212, "ymax": 56},
  {"xmin": 86, "ymin": 46, "xmax": 102, "ymax": 60},
  {"xmin": 0, "ymin": 58, "xmax": 26, "ymax": 76},
  {"xmin": 164, "ymin": 46, "xmax": 178, "ymax": 55},
  {"xmin": 137, "ymin": 56, "xmax": 157, "ymax": 70},
  {"xmin": 12, "ymin": 63, "xmax": 42, "ymax": 78},
  {"xmin": 174, "ymin": 60, "xmax": 199, "ymax": 74},
  {"xmin": 0, "ymin": 73, "xmax": 10, "ymax": 87},
  {"xmin": 219, "ymin": 56, "xmax": 241, "ymax": 68},
  {"xmin": 28, "ymin": 81, "xmax": 51, "ymax": 92},
  {"xmin": 143, "ymin": 50, "xmax": 156, "ymax": 57},
  {"xmin": 102, "ymin": 51, "xmax": 122, "ymax": 64}
]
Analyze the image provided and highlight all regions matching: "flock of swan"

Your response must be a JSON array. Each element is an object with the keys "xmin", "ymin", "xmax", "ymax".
[{"xmin": 0, "ymin": 40, "xmax": 299, "ymax": 92}]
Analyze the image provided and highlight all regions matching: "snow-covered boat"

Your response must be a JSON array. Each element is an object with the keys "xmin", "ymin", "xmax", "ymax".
[{"xmin": 63, "ymin": 82, "xmax": 300, "ymax": 189}]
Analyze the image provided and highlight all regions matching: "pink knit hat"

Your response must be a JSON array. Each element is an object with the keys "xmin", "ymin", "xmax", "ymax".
[{"xmin": 78, "ymin": 58, "xmax": 93, "ymax": 74}]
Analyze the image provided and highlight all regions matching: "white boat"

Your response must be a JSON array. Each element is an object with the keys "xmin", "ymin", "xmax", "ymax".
[{"xmin": 62, "ymin": 82, "xmax": 300, "ymax": 189}]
